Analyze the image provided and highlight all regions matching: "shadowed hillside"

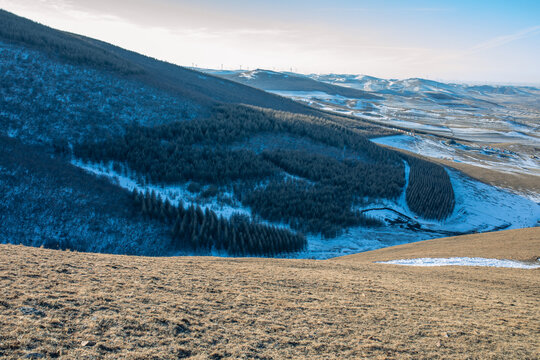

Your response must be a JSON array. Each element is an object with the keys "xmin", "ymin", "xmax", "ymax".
[
  {"xmin": 0, "ymin": 136, "xmax": 170, "ymax": 254},
  {"xmin": 1, "ymin": 9, "xmax": 505, "ymax": 258},
  {"xmin": 0, "ymin": 9, "xmax": 324, "ymax": 115}
]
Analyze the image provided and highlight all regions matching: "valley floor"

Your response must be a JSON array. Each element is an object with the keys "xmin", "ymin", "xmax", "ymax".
[
  {"xmin": 372, "ymin": 135, "xmax": 540, "ymax": 198},
  {"xmin": 1, "ymin": 228, "xmax": 538, "ymax": 359}
]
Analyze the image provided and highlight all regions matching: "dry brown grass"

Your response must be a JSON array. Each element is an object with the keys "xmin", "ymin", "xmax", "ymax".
[
  {"xmin": 434, "ymin": 159, "xmax": 540, "ymax": 195},
  {"xmin": 1, "ymin": 228, "xmax": 539, "ymax": 359},
  {"xmin": 337, "ymin": 227, "xmax": 540, "ymax": 263}
]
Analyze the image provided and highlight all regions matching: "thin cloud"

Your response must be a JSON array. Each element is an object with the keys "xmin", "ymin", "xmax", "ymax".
[
  {"xmin": 412, "ymin": 8, "xmax": 453, "ymax": 12},
  {"xmin": 472, "ymin": 25, "xmax": 540, "ymax": 52},
  {"xmin": 419, "ymin": 25, "xmax": 540, "ymax": 66},
  {"xmin": 226, "ymin": 28, "xmax": 295, "ymax": 36},
  {"xmin": 315, "ymin": 7, "xmax": 368, "ymax": 12}
]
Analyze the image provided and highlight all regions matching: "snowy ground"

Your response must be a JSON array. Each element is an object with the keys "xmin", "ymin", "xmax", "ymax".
[
  {"xmin": 372, "ymin": 134, "xmax": 540, "ymax": 178},
  {"xmin": 356, "ymin": 163, "xmax": 538, "ymax": 234},
  {"xmin": 297, "ymin": 168, "xmax": 539, "ymax": 259},
  {"xmin": 71, "ymin": 160, "xmax": 252, "ymax": 219},
  {"xmin": 73, "ymin": 159, "xmax": 540, "ymax": 260},
  {"xmin": 264, "ymin": 84, "xmax": 540, "ymax": 185},
  {"xmin": 377, "ymin": 257, "xmax": 540, "ymax": 269}
]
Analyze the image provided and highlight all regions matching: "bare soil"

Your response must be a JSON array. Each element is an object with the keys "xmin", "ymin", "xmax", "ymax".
[{"xmin": 0, "ymin": 228, "xmax": 539, "ymax": 359}]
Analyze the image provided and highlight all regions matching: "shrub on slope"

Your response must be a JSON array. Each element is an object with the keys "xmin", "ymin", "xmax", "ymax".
[{"xmin": 0, "ymin": 41, "xmax": 197, "ymax": 145}]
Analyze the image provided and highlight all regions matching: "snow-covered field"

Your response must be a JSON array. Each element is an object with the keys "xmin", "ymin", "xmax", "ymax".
[
  {"xmin": 73, "ymin": 159, "xmax": 540, "ymax": 260},
  {"xmin": 372, "ymin": 134, "xmax": 540, "ymax": 178},
  {"xmin": 377, "ymin": 257, "xmax": 540, "ymax": 269},
  {"xmin": 260, "ymin": 76, "xmax": 540, "ymax": 187}
]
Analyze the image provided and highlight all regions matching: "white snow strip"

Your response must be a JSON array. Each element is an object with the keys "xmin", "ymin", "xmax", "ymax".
[
  {"xmin": 377, "ymin": 257, "xmax": 540, "ymax": 269},
  {"xmin": 71, "ymin": 160, "xmax": 252, "ymax": 219}
]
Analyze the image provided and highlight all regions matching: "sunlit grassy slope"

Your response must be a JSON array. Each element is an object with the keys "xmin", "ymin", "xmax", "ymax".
[
  {"xmin": 337, "ymin": 227, "xmax": 540, "ymax": 263},
  {"xmin": 1, "ymin": 228, "xmax": 538, "ymax": 359}
]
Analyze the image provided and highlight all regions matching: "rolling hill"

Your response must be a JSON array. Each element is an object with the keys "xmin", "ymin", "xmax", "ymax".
[
  {"xmin": 1, "ymin": 9, "xmax": 537, "ymax": 260},
  {"xmin": 1, "ymin": 8, "xmax": 539, "ymax": 359},
  {"xmin": 1, "ymin": 9, "xmax": 460, "ymax": 258},
  {"xmin": 0, "ymin": 9, "xmax": 321, "ymax": 116},
  {"xmin": 203, "ymin": 68, "xmax": 381, "ymax": 100},
  {"xmin": 0, "ymin": 228, "xmax": 538, "ymax": 359},
  {"xmin": 204, "ymin": 68, "xmax": 540, "ymax": 197}
]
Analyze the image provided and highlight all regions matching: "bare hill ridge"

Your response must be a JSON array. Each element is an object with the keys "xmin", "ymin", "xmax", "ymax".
[
  {"xmin": 337, "ymin": 227, "xmax": 540, "ymax": 263},
  {"xmin": 1, "ymin": 228, "xmax": 538, "ymax": 359}
]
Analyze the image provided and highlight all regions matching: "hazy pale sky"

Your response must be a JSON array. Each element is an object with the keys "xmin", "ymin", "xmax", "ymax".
[{"xmin": 1, "ymin": 0, "xmax": 539, "ymax": 84}]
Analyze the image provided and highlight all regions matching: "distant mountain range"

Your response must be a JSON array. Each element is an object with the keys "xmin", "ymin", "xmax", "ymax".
[
  {"xmin": 311, "ymin": 74, "xmax": 540, "ymax": 96},
  {"xmin": 203, "ymin": 69, "xmax": 381, "ymax": 100},
  {"xmin": 203, "ymin": 68, "xmax": 540, "ymax": 102},
  {"xmin": 202, "ymin": 68, "xmax": 540, "ymax": 145}
]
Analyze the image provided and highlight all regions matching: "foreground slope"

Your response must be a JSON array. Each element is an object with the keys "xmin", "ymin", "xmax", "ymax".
[{"xmin": 1, "ymin": 229, "xmax": 538, "ymax": 359}]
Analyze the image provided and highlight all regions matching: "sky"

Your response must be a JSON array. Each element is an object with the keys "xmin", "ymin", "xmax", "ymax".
[{"xmin": 1, "ymin": 0, "xmax": 539, "ymax": 84}]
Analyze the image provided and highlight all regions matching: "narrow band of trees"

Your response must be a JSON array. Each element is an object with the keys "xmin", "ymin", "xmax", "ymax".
[
  {"xmin": 404, "ymin": 156, "xmax": 455, "ymax": 220},
  {"xmin": 132, "ymin": 189, "xmax": 306, "ymax": 256}
]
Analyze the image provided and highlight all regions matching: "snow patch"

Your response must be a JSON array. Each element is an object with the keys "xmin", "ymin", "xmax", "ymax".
[
  {"xmin": 372, "ymin": 134, "xmax": 540, "ymax": 177},
  {"xmin": 377, "ymin": 257, "xmax": 540, "ymax": 269}
]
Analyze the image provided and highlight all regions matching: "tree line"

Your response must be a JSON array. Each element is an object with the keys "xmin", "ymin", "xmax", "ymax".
[
  {"xmin": 74, "ymin": 103, "xmax": 455, "ymax": 237},
  {"xmin": 73, "ymin": 105, "xmax": 405, "ymax": 237},
  {"xmin": 73, "ymin": 104, "xmax": 403, "ymax": 185},
  {"xmin": 262, "ymin": 149, "xmax": 404, "ymax": 199},
  {"xmin": 404, "ymin": 155, "xmax": 455, "ymax": 220},
  {"xmin": 239, "ymin": 178, "xmax": 383, "ymax": 239},
  {"xmin": 133, "ymin": 188, "xmax": 306, "ymax": 256}
]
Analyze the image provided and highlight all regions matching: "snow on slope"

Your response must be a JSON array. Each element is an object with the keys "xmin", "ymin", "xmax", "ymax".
[
  {"xmin": 72, "ymin": 159, "xmax": 539, "ymax": 260},
  {"xmin": 294, "ymin": 167, "xmax": 539, "ymax": 259},
  {"xmin": 71, "ymin": 160, "xmax": 252, "ymax": 220},
  {"xmin": 377, "ymin": 257, "xmax": 540, "ymax": 269},
  {"xmin": 443, "ymin": 169, "xmax": 539, "ymax": 231},
  {"xmin": 356, "ymin": 162, "xmax": 539, "ymax": 234},
  {"xmin": 372, "ymin": 134, "xmax": 540, "ymax": 179}
]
